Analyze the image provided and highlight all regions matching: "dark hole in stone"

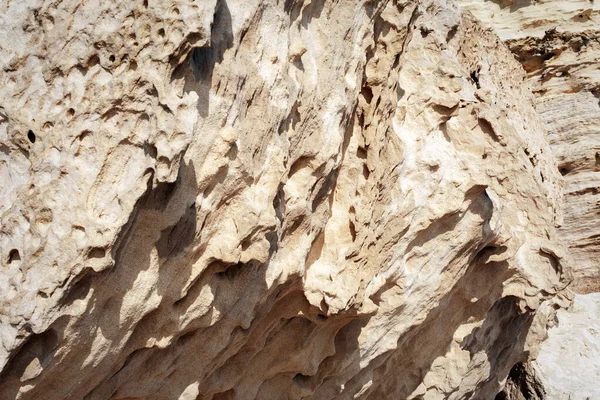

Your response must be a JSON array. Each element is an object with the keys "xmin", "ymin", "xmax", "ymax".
[
  {"xmin": 476, "ymin": 245, "xmax": 508, "ymax": 262},
  {"xmin": 480, "ymin": 245, "xmax": 496, "ymax": 254},
  {"xmin": 216, "ymin": 262, "xmax": 244, "ymax": 281},
  {"xmin": 87, "ymin": 247, "xmax": 106, "ymax": 259},
  {"xmin": 420, "ymin": 27, "xmax": 432, "ymax": 37},
  {"xmin": 482, "ymin": 153, "xmax": 488, "ymax": 159},
  {"xmin": 559, "ymin": 166, "xmax": 570, "ymax": 176},
  {"xmin": 67, "ymin": 108, "xmax": 74, "ymax": 117},
  {"xmin": 8, "ymin": 249, "xmax": 21, "ymax": 263},
  {"xmin": 542, "ymin": 52, "xmax": 555, "ymax": 61},
  {"xmin": 446, "ymin": 25, "xmax": 458, "ymax": 41},
  {"xmin": 362, "ymin": 164, "xmax": 370, "ymax": 179},
  {"xmin": 360, "ymin": 86, "xmax": 373, "ymax": 104},
  {"xmin": 27, "ymin": 130, "xmax": 36, "ymax": 143},
  {"xmin": 470, "ymin": 68, "xmax": 481, "ymax": 89},
  {"xmin": 293, "ymin": 373, "xmax": 311, "ymax": 385},
  {"xmin": 288, "ymin": 156, "xmax": 312, "ymax": 177},
  {"xmin": 77, "ymin": 130, "xmax": 91, "ymax": 141},
  {"xmin": 356, "ymin": 147, "xmax": 367, "ymax": 159},
  {"xmin": 158, "ymin": 28, "xmax": 165, "ymax": 37},
  {"xmin": 494, "ymin": 391, "xmax": 508, "ymax": 400},
  {"xmin": 349, "ymin": 220, "xmax": 356, "ymax": 241},
  {"xmin": 109, "ymin": 55, "xmax": 116, "ymax": 63},
  {"xmin": 177, "ymin": 330, "xmax": 196, "ymax": 345},
  {"xmin": 241, "ymin": 239, "xmax": 251, "ymax": 251},
  {"xmin": 143, "ymin": 0, "xmax": 148, "ymax": 8},
  {"xmin": 86, "ymin": 54, "xmax": 100, "ymax": 68}
]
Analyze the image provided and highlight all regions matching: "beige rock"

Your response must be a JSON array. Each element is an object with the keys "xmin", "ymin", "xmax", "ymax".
[
  {"xmin": 496, "ymin": 293, "xmax": 600, "ymax": 400},
  {"xmin": 0, "ymin": 0, "xmax": 570, "ymax": 399},
  {"xmin": 533, "ymin": 293, "xmax": 600, "ymax": 399},
  {"xmin": 457, "ymin": 0, "xmax": 600, "ymax": 397},
  {"xmin": 458, "ymin": 0, "xmax": 600, "ymax": 294}
]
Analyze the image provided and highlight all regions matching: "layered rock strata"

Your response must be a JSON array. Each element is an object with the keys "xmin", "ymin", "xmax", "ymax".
[
  {"xmin": 457, "ymin": 1, "xmax": 600, "ymax": 398},
  {"xmin": 0, "ymin": 0, "xmax": 570, "ymax": 399},
  {"xmin": 459, "ymin": 0, "xmax": 600, "ymax": 293}
]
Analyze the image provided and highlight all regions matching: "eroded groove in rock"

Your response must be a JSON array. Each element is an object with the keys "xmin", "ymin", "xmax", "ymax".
[{"xmin": 0, "ymin": 0, "xmax": 571, "ymax": 399}]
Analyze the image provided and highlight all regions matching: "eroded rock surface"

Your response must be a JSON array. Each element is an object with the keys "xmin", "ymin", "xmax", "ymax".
[
  {"xmin": 0, "ymin": 0, "xmax": 570, "ymax": 399},
  {"xmin": 459, "ymin": 0, "xmax": 600, "ymax": 294},
  {"xmin": 533, "ymin": 293, "xmax": 600, "ymax": 399},
  {"xmin": 458, "ymin": 1, "xmax": 600, "ymax": 398},
  {"xmin": 496, "ymin": 294, "xmax": 600, "ymax": 400}
]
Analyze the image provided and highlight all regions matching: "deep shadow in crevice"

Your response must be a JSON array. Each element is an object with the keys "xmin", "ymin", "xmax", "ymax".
[
  {"xmin": 489, "ymin": 0, "xmax": 534, "ymax": 13},
  {"xmin": 334, "ymin": 190, "xmax": 518, "ymax": 398},
  {"xmin": 0, "ymin": 317, "xmax": 69, "ymax": 400},
  {"xmin": 495, "ymin": 361, "xmax": 546, "ymax": 399},
  {"xmin": 185, "ymin": 0, "xmax": 234, "ymax": 118}
]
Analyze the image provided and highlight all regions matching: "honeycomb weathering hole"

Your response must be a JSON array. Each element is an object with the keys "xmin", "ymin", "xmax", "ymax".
[{"xmin": 8, "ymin": 249, "xmax": 21, "ymax": 264}]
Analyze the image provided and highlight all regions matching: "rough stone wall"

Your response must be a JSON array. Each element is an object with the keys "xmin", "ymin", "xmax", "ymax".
[
  {"xmin": 512, "ymin": 28, "xmax": 600, "ymax": 295},
  {"xmin": 457, "ymin": 1, "xmax": 600, "ymax": 398},
  {"xmin": 459, "ymin": 0, "xmax": 600, "ymax": 293},
  {"xmin": 0, "ymin": 0, "xmax": 571, "ymax": 399}
]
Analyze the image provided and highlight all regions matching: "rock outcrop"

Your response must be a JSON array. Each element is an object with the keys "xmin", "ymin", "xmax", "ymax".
[
  {"xmin": 495, "ymin": 293, "xmax": 600, "ymax": 400},
  {"xmin": 0, "ymin": 0, "xmax": 571, "ymax": 399},
  {"xmin": 459, "ymin": 0, "xmax": 600, "ymax": 294},
  {"xmin": 457, "ymin": 1, "xmax": 600, "ymax": 398},
  {"xmin": 532, "ymin": 292, "xmax": 600, "ymax": 399}
]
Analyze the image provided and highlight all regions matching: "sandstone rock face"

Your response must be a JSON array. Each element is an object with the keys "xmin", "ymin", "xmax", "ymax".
[
  {"xmin": 457, "ymin": 1, "xmax": 600, "ymax": 398},
  {"xmin": 0, "ymin": 0, "xmax": 571, "ymax": 399},
  {"xmin": 459, "ymin": 0, "xmax": 600, "ymax": 294},
  {"xmin": 532, "ymin": 293, "xmax": 600, "ymax": 399},
  {"xmin": 495, "ymin": 293, "xmax": 600, "ymax": 400}
]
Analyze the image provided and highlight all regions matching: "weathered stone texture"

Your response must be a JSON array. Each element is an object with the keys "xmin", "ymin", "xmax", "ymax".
[
  {"xmin": 457, "ymin": 1, "xmax": 600, "ymax": 398},
  {"xmin": 459, "ymin": 0, "xmax": 600, "ymax": 293},
  {"xmin": 0, "ymin": 0, "xmax": 571, "ymax": 399}
]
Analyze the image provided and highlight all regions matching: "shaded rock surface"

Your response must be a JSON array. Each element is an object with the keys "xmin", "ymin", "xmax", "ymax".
[{"xmin": 0, "ymin": 0, "xmax": 571, "ymax": 399}]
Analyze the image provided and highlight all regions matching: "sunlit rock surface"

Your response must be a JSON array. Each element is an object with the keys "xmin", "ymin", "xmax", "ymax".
[
  {"xmin": 458, "ymin": 1, "xmax": 600, "ymax": 398},
  {"xmin": 0, "ymin": 0, "xmax": 571, "ymax": 398},
  {"xmin": 459, "ymin": 0, "xmax": 600, "ymax": 293},
  {"xmin": 533, "ymin": 293, "xmax": 600, "ymax": 399}
]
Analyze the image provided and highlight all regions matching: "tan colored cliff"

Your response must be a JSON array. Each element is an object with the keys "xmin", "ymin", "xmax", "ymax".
[
  {"xmin": 457, "ymin": 1, "xmax": 600, "ymax": 398},
  {"xmin": 459, "ymin": 0, "xmax": 600, "ymax": 294},
  {"xmin": 0, "ymin": 0, "xmax": 571, "ymax": 399}
]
